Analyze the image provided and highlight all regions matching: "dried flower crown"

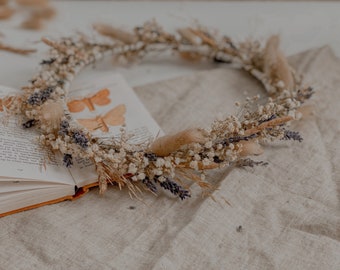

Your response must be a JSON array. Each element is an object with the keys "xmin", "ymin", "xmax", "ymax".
[{"xmin": 5, "ymin": 21, "xmax": 313, "ymax": 199}]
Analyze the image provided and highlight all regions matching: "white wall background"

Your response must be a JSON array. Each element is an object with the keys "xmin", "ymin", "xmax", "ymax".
[{"xmin": 1, "ymin": 1, "xmax": 339, "ymax": 88}]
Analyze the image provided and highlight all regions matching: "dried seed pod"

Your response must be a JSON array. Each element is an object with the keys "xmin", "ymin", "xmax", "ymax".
[
  {"xmin": 263, "ymin": 35, "xmax": 294, "ymax": 90},
  {"xmin": 150, "ymin": 128, "xmax": 207, "ymax": 156},
  {"xmin": 39, "ymin": 101, "xmax": 64, "ymax": 130},
  {"xmin": 94, "ymin": 24, "xmax": 137, "ymax": 44},
  {"xmin": 238, "ymin": 141, "xmax": 264, "ymax": 157}
]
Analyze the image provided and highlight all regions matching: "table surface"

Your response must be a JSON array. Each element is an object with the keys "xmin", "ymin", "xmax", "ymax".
[{"xmin": 1, "ymin": 1, "xmax": 340, "ymax": 88}]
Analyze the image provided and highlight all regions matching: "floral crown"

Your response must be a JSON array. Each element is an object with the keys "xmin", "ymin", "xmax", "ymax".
[{"xmin": 5, "ymin": 21, "xmax": 313, "ymax": 199}]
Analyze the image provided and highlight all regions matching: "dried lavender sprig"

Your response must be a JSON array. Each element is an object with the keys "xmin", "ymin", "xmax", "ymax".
[
  {"xmin": 282, "ymin": 130, "xmax": 303, "ymax": 142},
  {"xmin": 27, "ymin": 92, "xmax": 41, "ymax": 106},
  {"xmin": 259, "ymin": 114, "xmax": 276, "ymax": 124},
  {"xmin": 297, "ymin": 87, "xmax": 314, "ymax": 102},
  {"xmin": 40, "ymin": 58, "xmax": 56, "ymax": 65},
  {"xmin": 63, "ymin": 154, "xmax": 73, "ymax": 168},
  {"xmin": 144, "ymin": 152, "xmax": 158, "ymax": 162},
  {"xmin": 59, "ymin": 120, "xmax": 70, "ymax": 135},
  {"xmin": 213, "ymin": 56, "xmax": 232, "ymax": 64},
  {"xmin": 22, "ymin": 119, "xmax": 37, "ymax": 128},
  {"xmin": 236, "ymin": 158, "xmax": 268, "ymax": 168},
  {"xmin": 221, "ymin": 133, "xmax": 257, "ymax": 146},
  {"xmin": 72, "ymin": 130, "xmax": 89, "ymax": 148},
  {"xmin": 156, "ymin": 177, "xmax": 191, "ymax": 200},
  {"xmin": 142, "ymin": 177, "xmax": 158, "ymax": 193},
  {"xmin": 27, "ymin": 86, "xmax": 55, "ymax": 106},
  {"xmin": 40, "ymin": 86, "xmax": 55, "ymax": 103}
]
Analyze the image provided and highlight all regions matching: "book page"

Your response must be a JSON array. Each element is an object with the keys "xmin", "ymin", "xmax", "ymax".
[
  {"xmin": 0, "ymin": 86, "xmax": 75, "ymax": 187},
  {"xmin": 67, "ymin": 73, "xmax": 163, "ymax": 187}
]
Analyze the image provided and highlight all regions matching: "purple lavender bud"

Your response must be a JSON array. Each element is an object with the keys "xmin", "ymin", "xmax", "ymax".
[
  {"xmin": 59, "ymin": 120, "xmax": 70, "ymax": 135},
  {"xmin": 259, "ymin": 114, "xmax": 276, "ymax": 124},
  {"xmin": 57, "ymin": 80, "xmax": 65, "ymax": 86},
  {"xmin": 22, "ymin": 119, "xmax": 37, "ymax": 128},
  {"xmin": 283, "ymin": 130, "xmax": 303, "ymax": 142},
  {"xmin": 213, "ymin": 156, "xmax": 223, "ymax": 163},
  {"xmin": 27, "ymin": 92, "xmax": 41, "ymax": 105},
  {"xmin": 63, "ymin": 154, "xmax": 73, "ymax": 168},
  {"xmin": 40, "ymin": 86, "xmax": 54, "ymax": 103},
  {"xmin": 142, "ymin": 177, "xmax": 158, "ymax": 193},
  {"xmin": 297, "ymin": 87, "xmax": 314, "ymax": 102},
  {"xmin": 40, "ymin": 58, "xmax": 56, "ymax": 65},
  {"xmin": 158, "ymin": 177, "xmax": 191, "ymax": 200},
  {"xmin": 237, "ymin": 158, "xmax": 268, "ymax": 168},
  {"xmin": 72, "ymin": 131, "xmax": 89, "ymax": 148},
  {"xmin": 222, "ymin": 134, "xmax": 257, "ymax": 146},
  {"xmin": 144, "ymin": 152, "xmax": 158, "ymax": 162},
  {"xmin": 27, "ymin": 86, "xmax": 54, "ymax": 105}
]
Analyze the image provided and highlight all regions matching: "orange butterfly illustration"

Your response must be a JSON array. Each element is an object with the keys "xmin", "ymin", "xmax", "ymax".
[
  {"xmin": 67, "ymin": 88, "xmax": 111, "ymax": 112},
  {"xmin": 77, "ymin": 104, "xmax": 126, "ymax": 132}
]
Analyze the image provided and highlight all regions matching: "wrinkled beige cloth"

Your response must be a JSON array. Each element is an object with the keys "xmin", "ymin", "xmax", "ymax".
[{"xmin": 0, "ymin": 46, "xmax": 339, "ymax": 270}]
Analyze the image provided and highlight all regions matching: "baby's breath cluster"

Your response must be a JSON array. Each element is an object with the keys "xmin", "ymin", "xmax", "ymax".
[{"xmin": 6, "ymin": 21, "xmax": 313, "ymax": 200}]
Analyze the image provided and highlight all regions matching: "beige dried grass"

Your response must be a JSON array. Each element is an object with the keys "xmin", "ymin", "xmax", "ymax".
[
  {"xmin": 0, "ymin": 42, "xmax": 36, "ymax": 55},
  {"xmin": 263, "ymin": 35, "xmax": 294, "ymax": 90},
  {"xmin": 39, "ymin": 101, "xmax": 64, "ymax": 130},
  {"xmin": 238, "ymin": 140, "xmax": 264, "ymax": 157},
  {"xmin": 177, "ymin": 28, "xmax": 201, "ymax": 45},
  {"xmin": 150, "ymin": 128, "xmax": 207, "ymax": 156},
  {"xmin": 94, "ymin": 24, "xmax": 138, "ymax": 44}
]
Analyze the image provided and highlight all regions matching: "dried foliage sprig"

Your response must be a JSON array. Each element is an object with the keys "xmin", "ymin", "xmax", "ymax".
[
  {"xmin": 5, "ymin": 21, "xmax": 313, "ymax": 200},
  {"xmin": 0, "ymin": 0, "xmax": 55, "ymax": 30},
  {"xmin": 0, "ymin": 42, "xmax": 36, "ymax": 55}
]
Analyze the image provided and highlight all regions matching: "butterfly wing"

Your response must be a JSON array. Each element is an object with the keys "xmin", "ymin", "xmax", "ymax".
[
  {"xmin": 67, "ymin": 100, "xmax": 86, "ymax": 113},
  {"xmin": 102, "ymin": 104, "xmax": 126, "ymax": 127},
  {"xmin": 77, "ymin": 118, "xmax": 101, "ymax": 131},
  {"xmin": 91, "ymin": 88, "xmax": 111, "ymax": 106}
]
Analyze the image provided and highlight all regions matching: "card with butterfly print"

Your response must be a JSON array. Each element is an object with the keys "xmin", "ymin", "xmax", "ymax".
[
  {"xmin": 69, "ymin": 73, "xmax": 163, "ymax": 142},
  {"xmin": 67, "ymin": 73, "xmax": 163, "ymax": 186}
]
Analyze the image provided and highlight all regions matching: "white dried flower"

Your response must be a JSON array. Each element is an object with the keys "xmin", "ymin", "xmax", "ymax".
[
  {"xmin": 202, "ymin": 158, "xmax": 210, "ymax": 166},
  {"xmin": 189, "ymin": 161, "xmax": 198, "ymax": 170},
  {"xmin": 155, "ymin": 158, "xmax": 165, "ymax": 167},
  {"xmin": 204, "ymin": 141, "xmax": 213, "ymax": 148},
  {"xmin": 128, "ymin": 163, "xmax": 138, "ymax": 174},
  {"xmin": 194, "ymin": 154, "xmax": 201, "ymax": 161},
  {"xmin": 137, "ymin": 173, "xmax": 146, "ymax": 180},
  {"xmin": 175, "ymin": 157, "xmax": 182, "ymax": 165}
]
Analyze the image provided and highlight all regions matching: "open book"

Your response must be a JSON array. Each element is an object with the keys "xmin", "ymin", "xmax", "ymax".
[{"xmin": 0, "ymin": 74, "xmax": 162, "ymax": 217}]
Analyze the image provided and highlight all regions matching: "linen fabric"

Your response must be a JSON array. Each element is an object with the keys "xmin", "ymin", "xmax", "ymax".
[{"xmin": 0, "ymin": 46, "xmax": 339, "ymax": 270}]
